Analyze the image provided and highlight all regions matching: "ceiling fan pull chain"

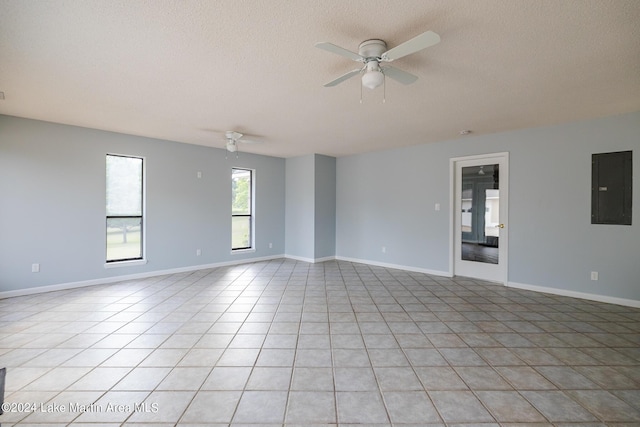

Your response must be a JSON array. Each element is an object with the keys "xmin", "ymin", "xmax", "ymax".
[
  {"xmin": 360, "ymin": 80, "xmax": 363, "ymax": 104},
  {"xmin": 383, "ymin": 76, "xmax": 386, "ymax": 104}
]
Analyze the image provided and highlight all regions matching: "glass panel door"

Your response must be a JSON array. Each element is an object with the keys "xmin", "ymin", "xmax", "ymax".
[{"xmin": 453, "ymin": 153, "xmax": 508, "ymax": 284}]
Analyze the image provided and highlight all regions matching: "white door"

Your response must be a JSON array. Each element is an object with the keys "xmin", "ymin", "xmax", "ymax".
[{"xmin": 452, "ymin": 153, "xmax": 508, "ymax": 284}]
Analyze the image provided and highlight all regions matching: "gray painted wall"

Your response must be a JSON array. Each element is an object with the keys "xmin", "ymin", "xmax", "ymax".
[
  {"xmin": 284, "ymin": 154, "xmax": 336, "ymax": 261},
  {"xmin": 0, "ymin": 115, "xmax": 285, "ymax": 293},
  {"xmin": 284, "ymin": 154, "xmax": 315, "ymax": 260},
  {"xmin": 336, "ymin": 111, "xmax": 640, "ymax": 301},
  {"xmin": 314, "ymin": 154, "xmax": 336, "ymax": 259}
]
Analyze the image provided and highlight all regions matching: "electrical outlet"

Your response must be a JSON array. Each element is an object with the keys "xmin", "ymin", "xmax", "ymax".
[
  {"xmin": 32, "ymin": 263, "xmax": 40, "ymax": 273},
  {"xmin": 382, "ymin": 246, "xmax": 386, "ymax": 253},
  {"xmin": 197, "ymin": 171, "xmax": 202, "ymax": 179},
  {"xmin": 435, "ymin": 203, "xmax": 441, "ymax": 211},
  {"xmin": 196, "ymin": 249, "xmax": 201, "ymax": 256},
  {"xmin": 269, "ymin": 243, "xmax": 273, "ymax": 249},
  {"xmin": 590, "ymin": 271, "xmax": 598, "ymax": 281}
]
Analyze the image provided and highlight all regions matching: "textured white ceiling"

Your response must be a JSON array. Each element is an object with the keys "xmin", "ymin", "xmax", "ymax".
[{"xmin": 1, "ymin": 0, "xmax": 639, "ymax": 158}]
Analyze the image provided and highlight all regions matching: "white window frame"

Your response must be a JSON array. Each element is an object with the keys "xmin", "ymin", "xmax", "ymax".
[
  {"xmin": 104, "ymin": 153, "xmax": 147, "ymax": 268},
  {"xmin": 231, "ymin": 167, "xmax": 256, "ymax": 254}
]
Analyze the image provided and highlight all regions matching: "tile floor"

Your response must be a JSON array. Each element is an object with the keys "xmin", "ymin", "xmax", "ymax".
[{"xmin": 0, "ymin": 259, "xmax": 639, "ymax": 426}]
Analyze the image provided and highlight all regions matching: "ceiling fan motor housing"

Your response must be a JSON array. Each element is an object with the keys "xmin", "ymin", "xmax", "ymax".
[
  {"xmin": 358, "ymin": 39, "xmax": 387, "ymax": 60},
  {"xmin": 225, "ymin": 131, "xmax": 243, "ymax": 140}
]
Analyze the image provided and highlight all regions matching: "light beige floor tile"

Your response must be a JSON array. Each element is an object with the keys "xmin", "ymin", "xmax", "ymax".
[
  {"xmin": 156, "ymin": 367, "xmax": 211, "ymax": 391},
  {"xmin": 67, "ymin": 367, "xmax": 131, "ymax": 391},
  {"xmin": 1, "ymin": 260, "xmax": 639, "ymax": 426}
]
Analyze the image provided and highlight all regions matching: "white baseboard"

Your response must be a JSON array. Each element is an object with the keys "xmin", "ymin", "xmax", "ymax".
[
  {"xmin": 0, "ymin": 254, "xmax": 285, "ymax": 300},
  {"xmin": 508, "ymin": 281, "xmax": 640, "ymax": 308},
  {"xmin": 314, "ymin": 256, "xmax": 337, "ymax": 263},
  {"xmin": 335, "ymin": 255, "xmax": 452, "ymax": 278},
  {"xmin": 284, "ymin": 254, "xmax": 336, "ymax": 264},
  {"xmin": 283, "ymin": 254, "xmax": 315, "ymax": 263},
  {"xmin": 1, "ymin": 276, "xmax": 133, "ymax": 300}
]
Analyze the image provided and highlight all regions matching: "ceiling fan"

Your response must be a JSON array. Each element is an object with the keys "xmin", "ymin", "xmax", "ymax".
[
  {"xmin": 223, "ymin": 131, "xmax": 261, "ymax": 153},
  {"xmin": 315, "ymin": 30, "xmax": 440, "ymax": 90}
]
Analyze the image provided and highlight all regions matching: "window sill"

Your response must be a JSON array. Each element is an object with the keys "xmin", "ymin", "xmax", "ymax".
[
  {"xmin": 104, "ymin": 259, "xmax": 147, "ymax": 269},
  {"xmin": 231, "ymin": 248, "xmax": 256, "ymax": 255}
]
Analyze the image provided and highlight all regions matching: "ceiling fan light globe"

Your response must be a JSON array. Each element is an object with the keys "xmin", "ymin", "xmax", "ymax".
[
  {"xmin": 226, "ymin": 141, "xmax": 237, "ymax": 152},
  {"xmin": 361, "ymin": 70, "xmax": 384, "ymax": 89}
]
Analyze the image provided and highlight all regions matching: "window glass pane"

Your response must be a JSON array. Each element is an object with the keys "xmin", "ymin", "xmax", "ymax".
[
  {"xmin": 232, "ymin": 169, "xmax": 251, "ymax": 215},
  {"xmin": 107, "ymin": 155, "xmax": 142, "ymax": 216},
  {"xmin": 461, "ymin": 185, "xmax": 473, "ymax": 234},
  {"xmin": 484, "ymin": 189, "xmax": 500, "ymax": 238},
  {"xmin": 232, "ymin": 216, "xmax": 251, "ymax": 249},
  {"xmin": 106, "ymin": 217, "xmax": 142, "ymax": 261},
  {"xmin": 461, "ymin": 164, "xmax": 499, "ymax": 264}
]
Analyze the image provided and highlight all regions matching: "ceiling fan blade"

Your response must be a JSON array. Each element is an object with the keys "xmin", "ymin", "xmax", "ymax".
[
  {"xmin": 381, "ymin": 66, "xmax": 418, "ymax": 85},
  {"xmin": 381, "ymin": 30, "xmax": 440, "ymax": 62},
  {"xmin": 315, "ymin": 42, "xmax": 364, "ymax": 62},
  {"xmin": 238, "ymin": 138, "xmax": 262, "ymax": 144},
  {"xmin": 323, "ymin": 68, "xmax": 363, "ymax": 87}
]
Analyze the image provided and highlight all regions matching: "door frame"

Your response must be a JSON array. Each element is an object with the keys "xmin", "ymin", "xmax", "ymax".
[{"xmin": 449, "ymin": 152, "xmax": 509, "ymax": 285}]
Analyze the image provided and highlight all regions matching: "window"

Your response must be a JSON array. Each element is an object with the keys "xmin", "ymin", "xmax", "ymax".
[
  {"xmin": 232, "ymin": 168, "xmax": 253, "ymax": 250},
  {"xmin": 106, "ymin": 154, "xmax": 144, "ymax": 262}
]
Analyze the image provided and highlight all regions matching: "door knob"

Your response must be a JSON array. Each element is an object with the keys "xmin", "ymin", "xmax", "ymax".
[{"xmin": 495, "ymin": 224, "xmax": 505, "ymax": 228}]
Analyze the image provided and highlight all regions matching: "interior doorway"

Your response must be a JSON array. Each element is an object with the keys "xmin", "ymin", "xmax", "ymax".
[{"xmin": 451, "ymin": 153, "xmax": 509, "ymax": 284}]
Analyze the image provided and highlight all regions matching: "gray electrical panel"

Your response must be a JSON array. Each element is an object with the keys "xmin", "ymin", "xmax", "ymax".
[{"xmin": 591, "ymin": 151, "xmax": 632, "ymax": 225}]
